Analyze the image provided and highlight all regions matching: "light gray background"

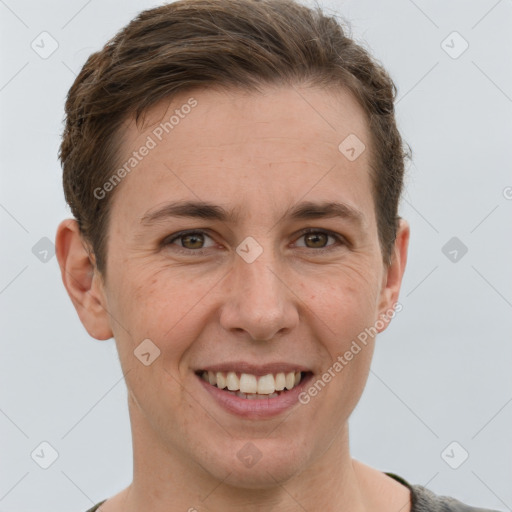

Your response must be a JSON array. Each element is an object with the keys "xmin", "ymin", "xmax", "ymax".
[{"xmin": 1, "ymin": 0, "xmax": 511, "ymax": 511}]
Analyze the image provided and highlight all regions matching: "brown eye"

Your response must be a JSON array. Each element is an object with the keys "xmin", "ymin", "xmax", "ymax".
[
  {"xmin": 180, "ymin": 233, "xmax": 205, "ymax": 249},
  {"xmin": 165, "ymin": 230, "xmax": 216, "ymax": 253},
  {"xmin": 295, "ymin": 229, "xmax": 344, "ymax": 252},
  {"xmin": 304, "ymin": 231, "xmax": 329, "ymax": 249}
]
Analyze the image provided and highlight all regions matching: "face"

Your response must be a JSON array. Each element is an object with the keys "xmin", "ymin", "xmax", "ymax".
[{"xmin": 59, "ymin": 85, "xmax": 409, "ymax": 489}]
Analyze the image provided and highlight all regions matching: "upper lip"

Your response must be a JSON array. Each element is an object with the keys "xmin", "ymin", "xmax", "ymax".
[{"xmin": 196, "ymin": 361, "xmax": 313, "ymax": 376}]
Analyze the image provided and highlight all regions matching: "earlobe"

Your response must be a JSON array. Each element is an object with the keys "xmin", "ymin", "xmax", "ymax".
[
  {"xmin": 376, "ymin": 218, "xmax": 410, "ymax": 332},
  {"xmin": 55, "ymin": 219, "xmax": 113, "ymax": 341}
]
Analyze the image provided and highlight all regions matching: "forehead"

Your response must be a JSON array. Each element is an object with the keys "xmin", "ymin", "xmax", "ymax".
[{"xmin": 110, "ymin": 85, "xmax": 374, "ymax": 226}]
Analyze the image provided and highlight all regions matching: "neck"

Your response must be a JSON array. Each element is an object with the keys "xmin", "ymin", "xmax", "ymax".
[{"xmin": 121, "ymin": 394, "xmax": 370, "ymax": 512}]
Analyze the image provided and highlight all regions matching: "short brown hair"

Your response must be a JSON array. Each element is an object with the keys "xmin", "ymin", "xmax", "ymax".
[{"xmin": 60, "ymin": 0, "xmax": 410, "ymax": 277}]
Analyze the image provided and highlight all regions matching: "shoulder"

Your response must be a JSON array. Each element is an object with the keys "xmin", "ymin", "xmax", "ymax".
[
  {"xmin": 386, "ymin": 473, "xmax": 503, "ymax": 512},
  {"xmin": 82, "ymin": 485, "xmax": 130, "ymax": 511},
  {"xmin": 84, "ymin": 500, "xmax": 106, "ymax": 512},
  {"xmin": 409, "ymin": 484, "xmax": 503, "ymax": 512}
]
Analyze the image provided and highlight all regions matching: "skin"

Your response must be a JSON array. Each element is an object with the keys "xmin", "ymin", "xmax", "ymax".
[{"xmin": 56, "ymin": 85, "xmax": 411, "ymax": 512}]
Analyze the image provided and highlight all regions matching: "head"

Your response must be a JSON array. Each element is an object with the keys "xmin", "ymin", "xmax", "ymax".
[{"xmin": 56, "ymin": 0, "xmax": 410, "ymax": 492}]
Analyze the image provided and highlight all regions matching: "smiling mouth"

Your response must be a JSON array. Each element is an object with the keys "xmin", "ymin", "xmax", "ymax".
[{"xmin": 196, "ymin": 370, "xmax": 312, "ymax": 399}]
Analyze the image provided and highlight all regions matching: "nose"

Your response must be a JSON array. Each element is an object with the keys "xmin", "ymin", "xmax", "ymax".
[{"xmin": 218, "ymin": 248, "xmax": 299, "ymax": 342}]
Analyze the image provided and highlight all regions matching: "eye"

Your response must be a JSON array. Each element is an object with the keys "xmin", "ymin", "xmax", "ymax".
[
  {"xmin": 294, "ymin": 228, "xmax": 346, "ymax": 252},
  {"xmin": 164, "ymin": 230, "xmax": 217, "ymax": 254}
]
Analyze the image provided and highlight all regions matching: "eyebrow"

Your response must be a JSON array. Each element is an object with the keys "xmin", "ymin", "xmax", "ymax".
[{"xmin": 140, "ymin": 200, "xmax": 365, "ymax": 227}]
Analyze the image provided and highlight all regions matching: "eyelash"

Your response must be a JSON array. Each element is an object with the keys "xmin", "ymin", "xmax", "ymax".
[{"xmin": 163, "ymin": 228, "xmax": 347, "ymax": 256}]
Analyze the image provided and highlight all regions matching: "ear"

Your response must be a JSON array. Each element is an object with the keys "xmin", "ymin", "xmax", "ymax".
[
  {"xmin": 376, "ymin": 218, "xmax": 410, "ymax": 332},
  {"xmin": 55, "ymin": 219, "xmax": 113, "ymax": 340}
]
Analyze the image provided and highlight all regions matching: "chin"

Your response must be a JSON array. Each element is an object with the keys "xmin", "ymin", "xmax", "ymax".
[
  {"xmin": 203, "ymin": 441, "xmax": 308, "ymax": 490},
  {"xmin": 224, "ymin": 464, "xmax": 302, "ymax": 490}
]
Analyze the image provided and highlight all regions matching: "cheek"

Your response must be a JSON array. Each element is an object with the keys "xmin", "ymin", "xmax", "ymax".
[
  {"xmin": 117, "ymin": 265, "xmax": 220, "ymax": 362},
  {"xmin": 303, "ymin": 275, "xmax": 378, "ymax": 431},
  {"xmin": 307, "ymin": 261, "xmax": 381, "ymax": 343}
]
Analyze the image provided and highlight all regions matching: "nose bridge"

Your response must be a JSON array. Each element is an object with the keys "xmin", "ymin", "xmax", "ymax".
[
  {"xmin": 219, "ymin": 243, "xmax": 298, "ymax": 340},
  {"xmin": 241, "ymin": 252, "xmax": 283, "ymax": 305}
]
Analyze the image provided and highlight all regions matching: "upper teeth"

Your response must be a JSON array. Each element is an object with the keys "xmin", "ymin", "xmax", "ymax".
[{"xmin": 201, "ymin": 371, "xmax": 302, "ymax": 394}]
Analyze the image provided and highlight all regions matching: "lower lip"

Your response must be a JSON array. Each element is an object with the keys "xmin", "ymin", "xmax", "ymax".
[{"xmin": 196, "ymin": 373, "xmax": 313, "ymax": 419}]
